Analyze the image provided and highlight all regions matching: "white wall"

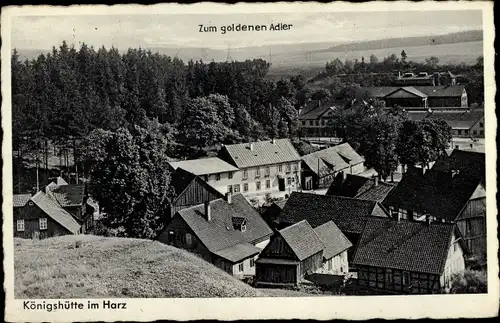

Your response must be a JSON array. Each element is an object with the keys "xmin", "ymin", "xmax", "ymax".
[
  {"xmin": 315, "ymin": 250, "xmax": 349, "ymax": 275},
  {"xmin": 440, "ymin": 233, "xmax": 466, "ymax": 290},
  {"xmin": 232, "ymin": 256, "xmax": 257, "ymax": 278},
  {"xmin": 237, "ymin": 161, "xmax": 302, "ymax": 195}
]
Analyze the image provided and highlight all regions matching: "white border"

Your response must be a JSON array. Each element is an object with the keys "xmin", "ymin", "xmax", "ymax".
[{"xmin": 2, "ymin": 2, "xmax": 498, "ymax": 321}]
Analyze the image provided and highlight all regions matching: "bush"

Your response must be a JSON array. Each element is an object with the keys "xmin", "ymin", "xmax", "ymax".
[{"xmin": 450, "ymin": 269, "xmax": 487, "ymax": 294}]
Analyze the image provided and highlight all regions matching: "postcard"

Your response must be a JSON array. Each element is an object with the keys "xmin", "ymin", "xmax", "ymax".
[{"xmin": 2, "ymin": 1, "xmax": 498, "ymax": 321}]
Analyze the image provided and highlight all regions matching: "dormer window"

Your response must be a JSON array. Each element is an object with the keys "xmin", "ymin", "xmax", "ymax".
[{"xmin": 232, "ymin": 216, "xmax": 247, "ymax": 232}]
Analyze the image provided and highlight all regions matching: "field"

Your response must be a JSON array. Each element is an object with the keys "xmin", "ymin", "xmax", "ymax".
[
  {"xmin": 268, "ymin": 41, "xmax": 483, "ymax": 72},
  {"xmin": 14, "ymin": 235, "xmax": 310, "ymax": 298}
]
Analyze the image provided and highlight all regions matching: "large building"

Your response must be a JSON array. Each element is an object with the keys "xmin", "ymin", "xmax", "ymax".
[
  {"xmin": 407, "ymin": 109, "xmax": 485, "ymax": 138},
  {"xmin": 218, "ymin": 139, "xmax": 302, "ymax": 195}
]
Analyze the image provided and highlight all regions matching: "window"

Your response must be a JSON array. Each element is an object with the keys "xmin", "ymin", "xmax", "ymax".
[
  {"xmin": 17, "ymin": 220, "xmax": 25, "ymax": 232},
  {"xmin": 287, "ymin": 177, "xmax": 292, "ymax": 185},
  {"xmin": 457, "ymin": 130, "xmax": 462, "ymax": 135},
  {"xmin": 315, "ymin": 120, "xmax": 319, "ymax": 126},
  {"xmin": 293, "ymin": 163, "xmax": 298, "ymax": 172},
  {"xmin": 168, "ymin": 231, "xmax": 175, "ymax": 243},
  {"xmin": 278, "ymin": 164, "xmax": 283, "ymax": 172},
  {"xmin": 466, "ymin": 219, "xmax": 472, "ymax": 233},
  {"xmin": 388, "ymin": 206, "xmax": 394, "ymax": 216},
  {"xmin": 227, "ymin": 185, "xmax": 233, "ymax": 193},
  {"xmin": 238, "ymin": 263, "xmax": 244, "ymax": 272},
  {"xmin": 286, "ymin": 164, "xmax": 291, "ymax": 173},
  {"xmin": 216, "ymin": 173, "xmax": 221, "ymax": 181},
  {"xmin": 256, "ymin": 181, "xmax": 261, "ymax": 191},
  {"xmin": 228, "ymin": 172, "xmax": 233, "ymax": 179},
  {"xmin": 402, "ymin": 271, "xmax": 410, "ymax": 286},
  {"xmin": 309, "ymin": 120, "xmax": 314, "ymax": 126},
  {"xmin": 453, "ymin": 242, "xmax": 457, "ymax": 252},
  {"xmin": 480, "ymin": 130, "xmax": 484, "ymax": 136},
  {"xmin": 464, "ymin": 130, "xmax": 469, "ymax": 135},
  {"xmin": 185, "ymin": 233, "xmax": 192, "ymax": 246},
  {"xmin": 327, "ymin": 259, "xmax": 333, "ymax": 271},
  {"xmin": 250, "ymin": 259, "xmax": 255, "ymax": 267},
  {"xmin": 241, "ymin": 223, "xmax": 246, "ymax": 232},
  {"xmin": 398, "ymin": 208, "xmax": 408, "ymax": 220},
  {"xmin": 301, "ymin": 121, "xmax": 306, "ymax": 126},
  {"xmin": 480, "ymin": 122, "xmax": 484, "ymax": 128},
  {"xmin": 321, "ymin": 120, "xmax": 325, "ymax": 126},
  {"xmin": 265, "ymin": 166, "xmax": 270, "ymax": 176},
  {"xmin": 39, "ymin": 218, "xmax": 47, "ymax": 230},
  {"xmin": 473, "ymin": 130, "xmax": 478, "ymax": 135},
  {"xmin": 234, "ymin": 184, "xmax": 241, "ymax": 193},
  {"xmin": 386, "ymin": 269, "xmax": 393, "ymax": 283},
  {"xmin": 266, "ymin": 179, "xmax": 271, "ymax": 189},
  {"xmin": 255, "ymin": 168, "xmax": 260, "ymax": 178},
  {"xmin": 243, "ymin": 170, "xmax": 248, "ymax": 179},
  {"xmin": 243, "ymin": 183, "xmax": 248, "ymax": 192}
]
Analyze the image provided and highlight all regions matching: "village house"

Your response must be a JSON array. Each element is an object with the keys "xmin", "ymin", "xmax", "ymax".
[
  {"xmin": 13, "ymin": 176, "xmax": 96, "ymax": 239},
  {"xmin": 326, "ymin": 174, "xmax": 396, "ymax": 202},
  {"xmin": 301, "ymin": 143, "xmax": 366, "ymax": 190},
  {"xmin": 157, "ymin": 193, "xmax": 273, "ymax": 279},
  {"xmin": 359, "ymin": 85, "xmax": 468, "ymax": 112},
  {"xmin": 168, "ymin": 157, "xmax": 240, "ymax": 194},
  {"xmin": 407, "ymin": 108, "xmax": 485, "ymax": 139},
  {"xmin": 255, "ymin": 219, "xmax": 351, "ymax": 287},
  {"xmin": 298, "ymin": 99, "xmax": 346, "ymax": 137},
  {"xmin": 218, "ymin": 139, "xmax": 302, "ymax": 195},
  {"xmin": 352, "ymin": 217, "xmax": 466, "ymax": 294},
  {"xmin": 382, "ymin": 149, "xmax": 486, "ymax": 259},
  {"xmin": 166, "ymin": 167, "xmax": 224, "ymax": 221},
  {"xmin": 277, "ymin": 192, "xmax": 389, "ymax": 261}
]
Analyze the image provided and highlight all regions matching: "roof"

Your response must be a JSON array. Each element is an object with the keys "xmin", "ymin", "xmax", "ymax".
[
  {"xmin": 299, "ymin": 100, "xmax": 344, "ymax": 120},
  {"xmin": 313, "ymin": 221, "xmax": 353, "ymax": 260},
  {"xmin": 352, "ymin": 217, "xmax": 457, "ymax": 275},
  {"xmin": 386, "ymin": 87, "xmax": 428, "ymax": 98},
  {"xmin": 174, "ymin": 194, "xmax": 273, "ymax": 262},
  {"xmin": 220, "ymin": 139, "xmax": 301, "ymax": 168},
  {"xmin": 55, "ymin": 177, "xmax": 68, "ymax": 185},
  {"xmin": 301, "ymin": 143, "xmax": 364, "ymax": 176},
  {"xmin": 213, "ymin": 243, "xmax": 261, "ymax": 263},
  {"xmin": 274, "ymin": 199, "xmax": 288, "ymax": 209},
  {"xmin": 407, "ymin": 109, "xmax": 484, "ymax": 129},
  {"xmin": 30, "ymin": 192, "xmax": 81, "ymax": 234},
  {"xmin": 169, "ymin": 168, "xmax": 224, "ymax": 202},
  {"xmin": 13, "ymin": 194, "xmax": 32, "ymax": 208},
  {"xmin": 47, "ymin": 184, "xmax": 86, "ymax": 207},
  {"xmin": 326, "ymin": 174, "xmax": 396, "ymax": 202},
  {"xmin": 382, "ymin": 167, "xmax": 483, "ymax": 222},
  {"xmin": 169, "ymin": 157, "xmax": 239, "ymax": 176},
  {"xmin": 279, "ymin": 220, "xmax": 324, "ymax": 261},
  {"xmin": 432, "ymin": 149, "xmax": 485, "ymax": 187},
  {"xmin": 361, "ymin": 85, "xmax": 466, "ymax": 99},
  {"xmin": 278, "ymin": 192, "xmax": 388, "ymax": 234}
]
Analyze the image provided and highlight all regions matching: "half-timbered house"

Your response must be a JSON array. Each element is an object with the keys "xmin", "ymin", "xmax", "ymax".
[{"xmin": 352, "ymin": 217, "xmax": 466, "ymax": 294}]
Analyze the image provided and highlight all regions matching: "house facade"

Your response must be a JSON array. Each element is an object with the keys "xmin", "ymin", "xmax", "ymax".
[
  {"xmin": 313, "ymin": 221, "xmax": 352, "ymax": 275},
  {"xmin": 219, "ymin": 139, "xmax": 302, "ymax": 195},
  {"xmin": 158, "ymin": 193, "xmax": 273, "ymax": 279},
  {"xmin": 168, "ymin": 157, "xmax": 240, "ymax": 194},
  {"xmin": 301, "ymin": 143, "xmax": 366, "ymax": 190},
  {"xmin": 352, "ymin": 217, "xmax": 466, "ymax": 294}
]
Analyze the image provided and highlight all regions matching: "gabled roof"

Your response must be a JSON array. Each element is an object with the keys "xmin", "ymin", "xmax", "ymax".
[
  {"xmin": 30, "ymin": 192, "xmax": 81, "ymax": 234},
  {"xmin": 279, "ymin": 192, "xmax": 388, "ymax": 234},
  {"xmin": 220, "ymin": 139, "xmax": 301, "ymax": 168},
  {"xmin": 55, "ymin": 177, "xmax": 68, "ymax": 185},
  {"xmin": 279, "ymin": 220, "xmax": 324, "ymax": 261},
  {"xmin": 13, "ymin": 194, "xmax": 32, "ymax": 208},
  {"xmin": 360, "ymin": 85, "xmax": 466, "ymax": 99},
  {"xmin": 299, "ymin": 100, "xmax": 344, "ymax": 120},
  {"xmin": 48, "ymin": 184, "xmax": 86, "ymax": 207},
  {"xmin": 213, "ymin": 243, "xmax": 261, "ymax": 263},
  {"xmin": 301, "ymin": 143, "xmax": 364, "ymax": 176},
  {"xmin": 352, "ymin": 217, "xmax": 458, "ymax": 275},
  {"xmin": 382, "ymin": 168, "xmax": 482, "ymax": 222},
  {"xmin": 173, "ymin": 194, "xmax": 273, "ymax": 263},
  {"xmin": 170, "ymin": 167, "xmax": 224, "ymax": 201},
  {"xmin": 169, "ymin": 157, "xmax": 239, "ymax": 176},
  {"xmin": 326, "ymin": 174, "xmax": 396, "ymax": 202},
  {"xmin": 386, "ymin": 87, "xmax": 428, "ymax": 98},
  {"xmin": 313, "ymin": 221, "xmax": 353, "ymax": 260},
  {"xmin": 407, "ymin": 109, "xmax": 484, "ymax": 129}
]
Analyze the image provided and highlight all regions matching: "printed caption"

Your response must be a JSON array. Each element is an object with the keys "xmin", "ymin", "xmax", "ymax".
[{"xmin": 23, "ymin": 300, "xmax": 127, "ymax": 312}]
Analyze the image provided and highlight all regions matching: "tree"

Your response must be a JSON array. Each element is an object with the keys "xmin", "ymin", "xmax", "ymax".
[
  {"xmin": 401, "ymin": 50, "xmax": 407, "ymax": 63},
  {"xmin": 311, "ymin": 88, "xmax": 331, "ymax": 101},
  {"xmin": 369, "ymin": 54, "xmax": 379, "ymax": 65},
  {"xmin": 425, "ymin": 56, "xmax": 440, "ymax": 69},
  {"xmin": 86, "ymin": 127, "xmax": 175, "ymax": 239},
  {"xmin": 450, "ymin": 270, "xmax": 487, "ymax": 294},
  {"xmin": 325, "ymin": 58, "xmax": 344, "ymax": 75}
]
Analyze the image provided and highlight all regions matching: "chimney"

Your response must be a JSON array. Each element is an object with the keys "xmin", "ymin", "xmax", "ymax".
[
  {"xmin": 318, "ymin": 99, "xmax": 321, "ymax": 107},
  {"xmin": 373, "ymin": 175, "xmax": 379, "ymax": 187},
  {"xmin": 204, "ymin": 201, "xmax": 211, "ymax": 221},
  {"xmin": 225, "ymin": 192, "xmax": 232, "ymax": 204},
  {"xmin": 272, "ymin": 138, "xmax": 276, "ymax": 144},
  {"xmin": 397, "ymin": 211, "xmax": 401, "ymax": 223},
  {"xmin": 249, "ymin": 142, "xmax": 254, "ymax": 151},
  {"xmin": 426, "ymin": 214, "xmax": 433, "ymax": 226}
]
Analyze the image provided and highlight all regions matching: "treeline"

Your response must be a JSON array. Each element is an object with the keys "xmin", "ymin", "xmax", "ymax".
[{"xmin": 12, "ymin": 41, "xmax": 306, "ymax": 156}]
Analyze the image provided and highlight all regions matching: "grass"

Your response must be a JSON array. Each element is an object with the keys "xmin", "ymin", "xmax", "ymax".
[{"xmin": 14, "ymin": 235, "xmax": 310, "ymax": 298}]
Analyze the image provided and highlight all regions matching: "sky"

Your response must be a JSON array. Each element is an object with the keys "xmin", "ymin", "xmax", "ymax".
[{"xmin": 11, "ymin": 10, "xmax": 483, "ymax": 50}]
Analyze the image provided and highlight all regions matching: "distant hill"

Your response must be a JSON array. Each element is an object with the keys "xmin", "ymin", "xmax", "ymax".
[
  {"xmin": 313, "ymin": 30, "xmax": 483, "ymax": 54},
  {"xmin": 14, "ymin": 235, "xmax": 307, "ymax": 298}
]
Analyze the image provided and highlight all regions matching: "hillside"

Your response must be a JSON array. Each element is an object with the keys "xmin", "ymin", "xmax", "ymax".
[
  {"xmin": 14, "ymin": 235, "xmax": 307, "ymax": 298},
  {"xmin": 314, "ymin": 30, "xmax": 483, "ymax": 53}
]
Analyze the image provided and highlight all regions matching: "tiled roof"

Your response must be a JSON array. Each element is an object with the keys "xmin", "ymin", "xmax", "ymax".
[
  {"xmin": 220, "ymin": 139, "xmax": 301, "ymax": 168},
  {"xmin": 279, "ymin": 220, "xmax": 324, "ymax": 261},
  {"xmin": 352, "ymin": 217, "xmax": 456, "ymax": 275},
  {"xmin": 382, "ymin": 169, "xmax": 482, "ymax": 222},
  {"xmin": 47, "ymin": 184, "xmax": 86, "ymax": 207},
  {"xmin": 326, "ymin": 174, "xmax": 396, "ymax": 202},
  {"xmin": 301, "ymin": 143, "xmax": 364, "ymax": 176},
  {"xmin": 31, "ymin": 192, "xmax": 81, "ymax": 234},
  {"xmin": 407, "ymin": 109, "xmax": 484, "ymax": 129},
  {"xmin": 278, "ymin": 192, "xmax": 388, "ymax": 234},
  {"xmin": 213, "ymin": 243, "xmax": 261, "ymax": 263},
  {"xmin": 169, "ymin": 157, "xmax": 239, "ymax": 176},
  {"xmin": 13, "ymin": 194, "xmax": 32, "ymax": 208},
  {"xmin": 314, "ymin": 221, "xmax": 353, "ymax": 260},
  {"xmin": 175, "ymin": 194, "xmax": 272, "ymax": 262},
  {"xmin": 432, "ymin": 149, "xmax": 485, "ymax": 186},
  {"xmin": 361, "ymin": 85, "xmax": 466, "ymax": 99}
]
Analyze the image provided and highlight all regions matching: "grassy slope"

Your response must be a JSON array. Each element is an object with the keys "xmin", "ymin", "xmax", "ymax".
[{"xmin": 14, "ymin": 235, "xmax": 308, "ymax": 298}]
